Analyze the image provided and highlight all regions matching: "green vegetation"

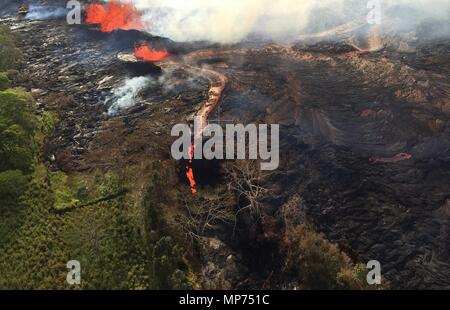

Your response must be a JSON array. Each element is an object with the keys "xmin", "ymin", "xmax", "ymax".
[
  {"xmin": 0, "ymin": 72, "xmax": 11, "ymax": 90},
  {"xmin": 0, "ymin": 170, "xmax": 28, "ymax": 207},
  {"xmin": 0, "ymin": 27, "xmax": 40, "ymax": 216},
  {"xmin": 0, "ymin": 163, "xmax": 197, "ymax": 289},
  {"xmin": 0, "ymin": 25, "xmax": 22, "ymax": 71},
  {"xmin": 0, "ymin": 89, "xmax": 38, "ymax": 173},
  {"xmin": 151, "ymin": 236, "xmax": 199, "ymax": 290},
  {"xmin": 38, "ymin": 111, "xmax": 59, "ymax": 138}
]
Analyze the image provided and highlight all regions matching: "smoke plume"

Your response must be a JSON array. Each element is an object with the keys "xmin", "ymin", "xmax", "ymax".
[
  {"xmin": 127, "ymin": 0, "xmax": 450, "ymax": 43},
  {"xmin": 107, "ymin": 76, "xmax": 150, "ymax": 115},
  {"xmin": 26, "ymin": 5, "xmax": 67, "ymax": 20}
]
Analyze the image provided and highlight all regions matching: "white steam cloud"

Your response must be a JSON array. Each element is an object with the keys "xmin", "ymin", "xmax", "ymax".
[
  {"xmin": 127, "ymin": 0, "xmax": 450, "ymax": 43},
  {"xmin": 136, "ymin": 0, "xmax": 332, "ymax": 43},
  {"xmin": 105, "ymin": 68, "xmax": 207, "ymax": 114},
  {"xmin": 26, "ymin": 5, "xmax": 67, "ymax": 20},
  {"xmin": 107, "ymin": 76, "xmax": 150, "ymax": 115}
]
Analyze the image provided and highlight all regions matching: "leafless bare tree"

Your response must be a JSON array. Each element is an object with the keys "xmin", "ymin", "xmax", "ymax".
[
  {"xmin": 178, "ymin": 196, "xmax": 234, "ymax": 245},
  {"xmin": 225, "ymin": 160, "xmax": 269, "ymax": 230}
]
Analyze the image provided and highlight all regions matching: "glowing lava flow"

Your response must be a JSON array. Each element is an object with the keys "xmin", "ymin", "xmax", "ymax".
[
  {"xmin": 134, "ymin": 43, "xmax": 169, "ymax": 62},
  {"xmin": 192, "ymin": 68, "xmax": 228, "ymax": 136},
  {"xmin": 154, "ymin": 50, "xmax": 228, "ymax": 194},
  {"xmin": 177, "ymin": 55, "xmax": 228, "ymax": 194},
  {"xmin": 186, "ymin": 144, "xmax": 197, "ymax": 194},
  {"xmin": 185, "ymin": 67, "xmax": 227, "ymax": 194},
  {"xmin": 85, "ymin": 0, "xmax": 143, "ymax": 32}
]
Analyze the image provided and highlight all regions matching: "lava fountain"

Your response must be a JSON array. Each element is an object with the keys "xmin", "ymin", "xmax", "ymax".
[
  {"xmin": 134, "ymin": 43, "xmax": 169, "ymax": 62},
  {"xmin": 85, "ymin": 0, "xmax": 143, "ymax": 32}
]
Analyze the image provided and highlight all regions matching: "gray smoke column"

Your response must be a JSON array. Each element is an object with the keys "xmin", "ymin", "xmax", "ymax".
[
  {"xmin": 126, "ymin": 0, "xmax": 450, "ymax": 43},
  {"xmin": 107, "ymin": 76, "xmax": 151, "ymax": 115},
  {"xmin": 26, "ymin": 5, "xmax": 67, "ymax": 20},
  {"xmin": 136, "ymin": 0, "xmax": 324, "ymax": 43}
]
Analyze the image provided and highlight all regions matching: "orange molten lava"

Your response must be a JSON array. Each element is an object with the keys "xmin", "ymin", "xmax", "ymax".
[
  {"xmin": 186, "ymin": 144, "xmax": 197, "ymax": 194},
  {"xmin": 135, "ymin": 43, "xmax": 169, "ymax": 62},
  {"xmin": 186, "ymin": 168, "xmax": 197, "ymax": 194},
  {"xmin": 85, "ymin": 1, "xmax": 143, "ymax": 32}
]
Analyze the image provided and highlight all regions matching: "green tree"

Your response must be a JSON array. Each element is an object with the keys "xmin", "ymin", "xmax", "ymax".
[
  {"xmin": 0, "ymin": 89, "xmax": 38, "ymax": 173},
  {"xmin": 152, "ymin": 236, "xmax": 195, "ymax": 290},
  {"xmin": 0, "ymin": 72, "xmax": 10, "ymax": 91},
  {"xmin": 0, "ymin": 25, "xmax": 22, "ymax": 71},
  {"xmin": 0, "ymin": 89, "xmax": 37, "ymax": 133},
  {"xmin": 0, "ymin": 170, "xmax": 28, "ymax": 209}
]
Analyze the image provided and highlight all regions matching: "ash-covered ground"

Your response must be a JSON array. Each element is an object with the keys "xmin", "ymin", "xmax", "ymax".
[
  {"xmin": 1, "ymin": 2, "xmax": 449, "ymax": 289},
  {"xmin": 217, "ymin": 43, "xmax": 450, "ymax": 289}
]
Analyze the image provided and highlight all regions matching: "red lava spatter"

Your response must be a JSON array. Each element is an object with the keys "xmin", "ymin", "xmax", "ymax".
[{"xmin": 85, "ymin": 0, "xmax": 143, "ymax": 32}]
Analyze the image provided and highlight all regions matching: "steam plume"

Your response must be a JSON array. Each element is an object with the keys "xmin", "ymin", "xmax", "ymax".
[
  {"xmin": 127, "ymin": 0, "xmax": 450, "ymax": 43},
  {"xmin": 107, "ymin": 76, "xmax": 150, "ymax": 115},
  {"xmin": 26, "ymin": 5, "xmax": 67, "ymax": 20}
]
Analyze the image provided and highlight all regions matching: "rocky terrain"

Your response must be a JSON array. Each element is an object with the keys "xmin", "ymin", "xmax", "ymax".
[
  {"xmin": 215, "ymin": 43, "xmax": 450, "ymax": 289},
  {"xmin": 1, "ymin": 2, "xmax": 449, "ymax": 289}
]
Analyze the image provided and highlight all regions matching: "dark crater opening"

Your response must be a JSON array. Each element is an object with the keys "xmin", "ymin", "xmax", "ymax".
[
  {"xmin": 120, "ymin": 60, "xmax": 162, "ymax": 76},
  {"xmin": 178, "ymin": 158, "xmax": 224, "ymax": 189}
]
